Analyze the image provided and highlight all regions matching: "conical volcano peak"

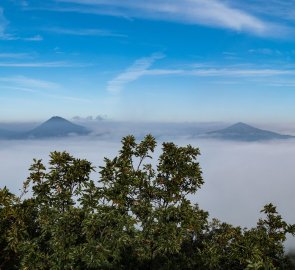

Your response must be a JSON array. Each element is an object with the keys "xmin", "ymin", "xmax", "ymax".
[
  {"xmin": 206, "ymin": 122, "xmax": 294, "ymax": 141},
  {"xmin": 224, "ymin": 122, "xmax": 257, "ymax": 132},
  {"xmin": 231, "ymin": 122, "xmax": 251, "ymax": 128},
  {"xmin": 26, "ymin": 116, "xmax": 90, "ymax": 138},
  {"xmin": 46, "ymin": 116, "xmax": 69, "ymax": 122}
]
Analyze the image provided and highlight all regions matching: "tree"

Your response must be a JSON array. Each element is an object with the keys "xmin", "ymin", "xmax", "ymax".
[
  {"xmin": 98, "ymin": 135, "xmax": 207, "ymax": 269},
  {"xmin": 0, "ymin": 135, "xmax": 294, "ymax": 269},
  {"xmin": 0, "ymin": 187, "xmax": 20, "ymax": 269}
]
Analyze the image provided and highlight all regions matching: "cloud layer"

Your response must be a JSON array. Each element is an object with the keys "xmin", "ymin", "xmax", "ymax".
[
  {"xmin": 56, "ymin": 0, "xmax": 288, "ymax": 37},
  {"xmin": 107, "ymin": 53, "xmax": 165, "ymax": 93},
  {"xmin": 1, "ymin": 134, "xmax": 295, "ymax": 249}
]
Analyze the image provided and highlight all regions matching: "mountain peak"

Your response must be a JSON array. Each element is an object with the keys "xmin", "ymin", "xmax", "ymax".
[
  {"xmin": 224, "ymin": 122, "xmax": 258, "ymax": 132},
  {"xmin": 26, "ymin": 116, "xmax": 90, "ymax": 138},
  {"xmin": 47, "ymin": 116, "xmax": 69, "ymax": 122},
  {"xmin": 231, "ymin": 122, "xmax": 251, "ymax": 127},
  {"xmin": 206, "ymin": 122, "xmax": 294, "ymax": 141}
]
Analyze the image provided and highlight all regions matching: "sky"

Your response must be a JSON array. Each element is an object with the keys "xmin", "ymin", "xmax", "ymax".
[{"xmin": 1, "ymin": 0, "xmax": 295, "ymax": 122}]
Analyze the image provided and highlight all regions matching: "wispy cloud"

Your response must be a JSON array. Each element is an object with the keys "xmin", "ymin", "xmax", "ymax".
[
  {"xmin": 264, "ymin": 78, "xmax": 295, "ymax": 88},
  {"xmin": 0, "ymin": 76, "xmax": 60, "ymax": 90},
  {"xmin": 3, "ymin": 86, "xmax": 39, "ymax": 93},
  {"xmin": 0, "ymin": 76, "xmax": 91, "ymax": 103},
  {"xmin": 107, "ymin": 58, "xmax": 295, "ymax": 93},
  {"xmin": 23, "ymin": 35, "xmax": 43, "ymax": 41},
  {"xmin": 0, "ymin": 8, "xmax": 7, "ymax": 34},
  {"xmin": 55, "ymin": 0, "xmax": 288, "ymax": 37},
  {"xmin": 0, "ymin": 7, "xmax": 22, "ymax": 40},
  {"xmin": 0, "ymin": 61, "xmax": 84, "ymax": 68},
  {"xmin": 0, "ymin": 53, "xmax": 31, "ymax": 59},
  {"xmin": 128, "ymin": 66, "xmax": 295, "ymax": 78},
  {"xmin": 232, "ymin": 0, "xmax": 295, "ymax": 22},
  {"xmin": 0, "ymin": 7, "xmax": 14, "ymax": 40},
  {"xmin": 2, "ymin": 85, "xmax": 91, "ymax": 102},
  {"xmin": 8, "ymin": 0, "xmax": 29, "ymax": 7},
  {"xmin": 248, "ymin": 48, "xmax": 283, "ymax": 56},
  {"xmin": 0, "ymin": 7, "xmax": 43, "ymax": 41},
  {"xmin": 188, "ymin": 68, "xmax": 295, "ymax": 77},
  {"xmin": 0, "ymin": 35, "xmax": 44, "ymax": 41},
  {"xmin": 107, "ymin": 53, "xmax": 165, "ymax": 93},
  {"xmin": 143, "ymin": 69, "xmax": 184, "ymax": 76},
  {"xmin": 44, "ymin": 27, "xmax": 126, "ymax": 38}
]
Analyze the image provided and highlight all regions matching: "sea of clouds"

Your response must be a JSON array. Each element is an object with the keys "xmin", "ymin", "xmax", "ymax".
[{"xmin": 1, "ymin": 123, "xmax": 295, "ymax": 249}]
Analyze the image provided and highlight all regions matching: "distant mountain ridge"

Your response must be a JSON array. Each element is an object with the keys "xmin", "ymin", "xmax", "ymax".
[
  {"xmin": 1, "ymin": 119, "xmax": 294, "ymax": 141},
  {"xmin": 205, "ymin": 122, "xmax": 294, "ymax": 141},
  {"xmin": 0, "ymin": 116, "xmax": 90, "ymax": 139},
  {"xmin": 0, "ymin": 128, "xmax": 19, "ymax": 139},
  {"xmin": 25, "ymin": 116, "xmax": 90, "ymax": 138}
]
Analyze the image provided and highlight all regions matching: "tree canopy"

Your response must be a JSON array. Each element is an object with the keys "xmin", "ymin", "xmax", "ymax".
[{"xmin": 1, "ymin": 135, "xmax": 295, "ymax": 269}]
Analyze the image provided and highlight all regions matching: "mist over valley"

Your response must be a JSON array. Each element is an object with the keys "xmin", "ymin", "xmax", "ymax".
[{"xmin": 1, "ymin": 119, "xmax": 295, "ymax": 249}]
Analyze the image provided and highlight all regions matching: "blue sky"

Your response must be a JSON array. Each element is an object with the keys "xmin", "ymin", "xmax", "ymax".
[{"xmin": 1, "ymin": 0, "xmax": 295, "ymax": 122}]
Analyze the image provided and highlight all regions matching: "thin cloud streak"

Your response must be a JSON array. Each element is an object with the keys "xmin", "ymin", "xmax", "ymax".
[
  {"xmin": 144, "ymin": 67, "xmax": 295, "ymax": 77},
  {"xmin": 107, "ymin": 53, "xmax": 165, "ymax": 94},
  {"xmin": 233, "ymin": 0, "xmax": 295, "ymax": 22},
  {"xmin": 0, "ymin": 53, "xmax": 31, "ymax": 59},
  {"xmin": 1, "ymin": 85, "xmax": 91, "ymax": 103},
  {"xmin": 0, "ymin": 76, "xmax": 60, "ymax": 90},
  {"xmin": 0, "ymin": 61, "xmax": 85, "ymax": 68},
  {"xmin": 56, "ymin": 0, "xmax": 288, "ymax": 37},
  {"xmin": 27, "ymin": 5, "xmax": 130, "ymax": 20},
  {"xmin": 44, "ymin": 27, "xmax": 126, "ymax": 38},
  {"xmin": 0, "ymin": 34, "xmax": 44, "ymax": 41},
  {"xmin": 23, "ymin": 35, "xmax": 43, "ymax": 41},
  {"xmin": 111, "ymin": 66, "xmax": 295, "ymax": 80},
  {"xmin": 2, "ymin": 86, "xmax": 39, "ymax": 93},
  {"xmin": 0, "ymin": 8, "xmax": 6, "ymax": 33},
  {"xmin": 189, "ymin": 68, "xmax": 295, "ymax": 77},
  {"xmin": 0, "ymin": 7, "xmax": 43, "ymax": 41},
  {"xmin": 0, "ymin": 7, "xmax": 12, "ymax": 40},
  {"xmin": 106, "ymin": 62, "xmax": 295, "ymax": 94}
]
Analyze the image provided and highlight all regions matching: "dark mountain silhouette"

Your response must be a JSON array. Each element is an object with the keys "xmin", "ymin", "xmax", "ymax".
[
  {"xmin": 0, "ymin": 116, "xmax": 90, "ymax": 139},
  {"xmin": 205, "ymin": 122, "xmax": 294, "ymax": 141},
  {"xmin": 24, "ymin": 116, "xmax": 90, "ymax": 138}
]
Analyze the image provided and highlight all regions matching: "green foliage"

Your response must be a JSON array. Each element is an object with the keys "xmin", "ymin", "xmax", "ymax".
[{"xmin": 0, "ymin": 135, "xmax": 294, "ymax": 269}]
